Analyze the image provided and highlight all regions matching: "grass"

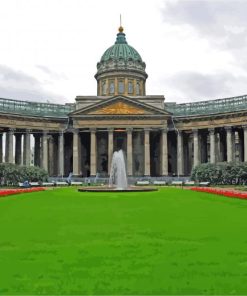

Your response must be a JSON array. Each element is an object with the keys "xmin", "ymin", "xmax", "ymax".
[{"xmin": 0, "ymin": 187, "xmax": 247, "ymax": 295}]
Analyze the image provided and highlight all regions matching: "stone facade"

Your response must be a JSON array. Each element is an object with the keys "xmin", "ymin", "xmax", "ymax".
[{"xmin": 0, "ymin": 28, "xmax": 247, "ymax": 178}]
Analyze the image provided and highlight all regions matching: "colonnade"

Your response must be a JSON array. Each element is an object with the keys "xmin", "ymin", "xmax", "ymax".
[{"xmin": 0, "ymin": 125, "xmax": 247, "ymax": 177}]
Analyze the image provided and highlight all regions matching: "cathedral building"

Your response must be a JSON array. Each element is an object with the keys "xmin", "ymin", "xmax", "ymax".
[{"xmin": 0, "ymin": 27, "xmax": 247, "ymax": 178}]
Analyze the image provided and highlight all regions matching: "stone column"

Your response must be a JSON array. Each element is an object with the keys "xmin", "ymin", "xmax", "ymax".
[
  {"xmin": 193, "ymin": 129, "xmax": 199, "ymax": 167},
  {"xmin": 6, "ymin": 129, "xmax": 14, "ymax": 164},
  {"xmin": 127, "ymin": 128, "xmax": 133, "ymax": 176},
  {"xmin": 42, "ymin": 131, "xmax": 49, "ymax": 171},
  {"xmin": 48, "ymin": 136, "xmax": 55, "ymax": 176},
  {"xmin": 23, "ymin": 129, "xmax": 31, "ymax": 166},
  {"xmin": 161, "ymin": 128, "xmax": 168, "ymax": 176},
  {"xmin": 108, "ymin": 128, "xmax": 114, "ymax": 174},
  {"xmin": 58, "ymin": 131, "xmax": 64, "ymax": 176},
  {"xmin": 177, "ymin": 130, "xmax": 184, "ymax": 176},
  {"xmin": 90, "ymin": 128, "xmax": 97, "ymax": 176},
  {"xmin": 34, "ymin": 134, "xmax": 41, "ymax": 167},
  {"xmin": 225, "ymin": 126, "xmax": 233, "ymax": 162},
  {"xmin": 15, "ymin": 133, "xmax": 22, "ymax": 165},
  {"xmin": 73, "ymin": 129, "xmax": 80, "ymax": 176},
  {"xmin": 0, "ymin": 133, "xmax": 2, "ymax": 163},
  {"xmin": 209, "ymin": 128, "xmax": 216, "ymax": 164},
  {"xmin": 144, "ymin": 128, "xmax": 150, "ymax": 176},
  {"xmin": 243, "ymin": 125, "xmax": 247, "ymax": 162}
]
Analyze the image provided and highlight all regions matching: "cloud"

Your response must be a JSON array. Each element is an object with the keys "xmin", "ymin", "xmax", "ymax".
[
  {"xmin": 162, "ymin": 0, "xmax": 247, "ymax": 49},
  {"xmin": 165, "ymin": 71, "xmax": 247, "ymax": 101},
  {"xmin": 0, "ymin": 65, "xmax": 66, "ymax": 103},
  {"xmin": 36, "ymin": 65, "xmax": 68, "ymax": 80}
]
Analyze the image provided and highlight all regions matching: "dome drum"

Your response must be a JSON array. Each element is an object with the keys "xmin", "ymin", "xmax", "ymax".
[{"xmin": 95, "ymin": 28, "xmax": 148, "ymax": 96}]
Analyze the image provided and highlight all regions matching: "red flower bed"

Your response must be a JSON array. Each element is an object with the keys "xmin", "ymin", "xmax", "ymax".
[
  {"xmin": 0, "ymin": 187, "xmax": 45, "ymax": 197},
  {"xmin": 191, "ymin": 187, "xmax": 247, "ymax": 200}
]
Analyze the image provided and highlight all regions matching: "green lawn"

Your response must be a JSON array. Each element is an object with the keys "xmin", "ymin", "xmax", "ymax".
[{"xmin": 0, "ymin": 187, "xmax": 247, "ymax": 295}]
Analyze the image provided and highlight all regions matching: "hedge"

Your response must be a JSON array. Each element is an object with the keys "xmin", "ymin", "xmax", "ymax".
[
  {"xmin": 0, "ymin": 163, "xmax": 48, "ymax": 186},
  {"xmin": 191, "ymin": 162, "xmax": 247, "ymax": 185}
]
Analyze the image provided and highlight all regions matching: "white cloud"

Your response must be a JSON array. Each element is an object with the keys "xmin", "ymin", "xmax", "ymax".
[{"xmin": 0, "ymin": 0, "xmax": 246, "ymax": 104}]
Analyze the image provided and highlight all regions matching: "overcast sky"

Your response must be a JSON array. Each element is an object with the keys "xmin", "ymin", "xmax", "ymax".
[{"xmin": 0, "ymin": 0, "xmax": 247, "ymax": 104}]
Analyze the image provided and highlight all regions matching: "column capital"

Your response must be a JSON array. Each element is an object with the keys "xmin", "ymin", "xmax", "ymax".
[
  {"xmin": 160, "ymin": 127, "xmax": 168, "ymax": 133},
  {"xmin": 25, "ymin": 129, "xmax": 32, "ymax": 134},
  {"xmin": 8, "ymin": 128, "xmax": 15, "ymax": 134},
  {"xmin": 224, "ymin": 126, "xmax": 232, "ymax": 131},
  {"xmin": 242, "ymin": 125, "xmax": 247, "ymax": 130},
  {"xmin": 90, "ymin": 128, "xmax": 96, "ymax": 133},
  {"xmin": 72, "ymin": 128, "xmax": 79, "ymax": 134},
  {"xmin": 43, "ymin": 130, "xmax": 49, "ymax": 136},
  {"xmin": 107, "ymin": 127, "xmax": 114, "ymax": 132},
  {"xmin": 144, "ymin": 128, "xmax": 151, "ymax": 132},
  {"xmin": 192, "ymin": 128, "xmax": 198, "ymax": 135},
  {"xmin": 59, "ymin": 130, "xmax": 65, "ymax": 136},
  {"xmin": 126, "ymin": 127, "xmax": 133, "ymax": 133},
  {"xmin": 209, "ymin": 128, "xmax": 215, "ymax": 135}
]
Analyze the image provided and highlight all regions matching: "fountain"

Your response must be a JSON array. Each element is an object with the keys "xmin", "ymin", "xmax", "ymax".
[
  {"xmin": 78, "ymin": 149, "xmax": 157, "ymax": 192},
  {"xmin": 109, "ymin": 149, "xmax": 128, "ymax": 190}
]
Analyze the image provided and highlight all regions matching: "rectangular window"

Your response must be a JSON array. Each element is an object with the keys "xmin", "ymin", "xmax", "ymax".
[
  {"xmin": 136, "ymin": 81, "xmax": 140, "ymax": 95},
  {"xmin": 118, "ymin": 81, "xmax": 124, "ymax": 94},
  {"xmin": 102, "ymin": 81, "xmax": 107, "ymax": 95},
  {"xmin": 109, "ymin": 81, "xmax": 115, "ymax": 94},
  {"xmin": 128, "ymin": 81, "xmax": 133, "ymax": 94}
]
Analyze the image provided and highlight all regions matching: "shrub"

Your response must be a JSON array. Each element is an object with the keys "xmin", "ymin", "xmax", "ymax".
[
  {"xmin": 191, "ymin": 162, "xmax": 247, "ymax": 185},
  {"xmin": 0, "ymin": 163, "xmax": 48, "ymax": 186}
]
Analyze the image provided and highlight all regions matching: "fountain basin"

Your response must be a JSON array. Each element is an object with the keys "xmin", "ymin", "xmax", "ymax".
[{"xmin": 78, "ymin": 186, "xmax": 158, "ymax": 192}]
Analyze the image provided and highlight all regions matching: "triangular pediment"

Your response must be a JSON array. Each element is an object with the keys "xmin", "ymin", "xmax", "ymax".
[
  {"xmin": 70, "ymin": 96, "xmax": 170, "ymax": 117},
  {"xmin": 88, "ymin": 101, "xmax": 151, "ymax": 115}
]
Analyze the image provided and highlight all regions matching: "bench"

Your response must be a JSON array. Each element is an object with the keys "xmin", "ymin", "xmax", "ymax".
[
  {"xmin": 153, "ymin": 181, "xmax": 167, "ymax": 186},
  {"xmin": 136, "ymin": 180, "xmax": 150, "ymax": 185},
  {"xmin": 70, "ymin": 181, "xmax": 83, "ymax": 186},
  {"xmin": 171, "ymin": 181, "xmax": 183, "ymax": 186},
  {"xmin": 199, "ymin": 182, "xmax": 210, "ymax": 187},
  {"xmin": 18, "ymin": 182, "xmax": 25, "ymax": 187},
  {"xmin": 184, "ymin": 181, "xmax": 195, "ymax": 186},
  {"xmin": 54, "ymin": 181, "xmax": 68, "ymax": 186},
  {"xmin": 42, "ymin": 182, "xmax": 55, "ymax": 187},
  {"xmin": 30, "ymin": 182, "xmax": 40, "ymax": 187}
]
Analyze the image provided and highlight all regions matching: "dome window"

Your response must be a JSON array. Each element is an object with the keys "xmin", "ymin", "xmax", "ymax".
[
  {"xmin": 136, "ymin": 81, "xmax": 140, "ymax": 95},
  {"xmin": 118, "ymin": 80, "xmax": 124, "ymax": 94},
  {"xmin": 128, "ymin": 81, "xmax": 133, "ymax": 94},
  {"xmin": 109, "ymin": 80, "xmax": 115, "ymax": 94}
]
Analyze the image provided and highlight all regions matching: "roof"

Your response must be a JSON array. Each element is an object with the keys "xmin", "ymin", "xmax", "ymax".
[{"xmin": 100, "ymin": 29, "xmax": 143, "ymax": 63}]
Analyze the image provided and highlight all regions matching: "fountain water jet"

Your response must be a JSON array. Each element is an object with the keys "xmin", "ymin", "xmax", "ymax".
[{"xmin": 109, "ymin": 149, "xmax": 128, "ymax": 190}]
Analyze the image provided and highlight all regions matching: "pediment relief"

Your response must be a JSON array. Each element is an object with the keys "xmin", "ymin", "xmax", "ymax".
[{"xmin": 88, "ymin": 101, "xmax": 151, "ymax": 115}]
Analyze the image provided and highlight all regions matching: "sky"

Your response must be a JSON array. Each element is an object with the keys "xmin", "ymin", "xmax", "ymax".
[{"xmin": 0, "ymin": 0, "xmax": 247, "ymax": 104}]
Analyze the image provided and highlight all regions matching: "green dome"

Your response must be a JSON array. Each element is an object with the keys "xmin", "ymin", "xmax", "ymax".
[{"xmin": 100, "ymin": 31, "xmax": 143, "ymax": 63}]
